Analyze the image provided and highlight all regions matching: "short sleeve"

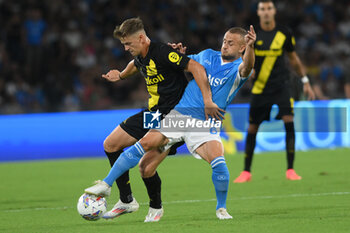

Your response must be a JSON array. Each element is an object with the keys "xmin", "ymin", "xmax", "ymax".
[
  {"xmin": 157, "ymin": 44, "xmax": 190, "ymax": 71},
  {"xmin": 188, "ymin": 54, "xmax": 199, "ymax": 62},
  {"xmin": 284, "ymin": 27, "xmax": 295, "ymax": 52},
  {"xmin": 133, "ymin": 58, "xmax": 141, "ymax": 70}
]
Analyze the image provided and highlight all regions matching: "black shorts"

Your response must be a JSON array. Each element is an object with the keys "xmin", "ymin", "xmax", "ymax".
[
  {"xmin": 249, "ymin": 88, "xmax": 294, "ymax": 124},
  {"xmin": 120, "ymin": 110, "xmax": 183, "ymax": 155}
]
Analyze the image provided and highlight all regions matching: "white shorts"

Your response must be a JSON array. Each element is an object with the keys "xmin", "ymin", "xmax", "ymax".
[{"xmin": 157, "ymin": 109, "xmax": 222, "ymax": 159}]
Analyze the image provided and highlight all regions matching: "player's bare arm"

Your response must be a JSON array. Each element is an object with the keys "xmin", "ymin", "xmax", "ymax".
[
  {"xmin": 239, "ymin": 25, "xmax": 256, "ymax": 77},
  {"xmin": 102, "ymin": 60, "xmax": 138, "ymax": 82},
  {"xmin": 185, "ymin": 59, "xmax": 225, "ymax": 120},
  {"xmin": 287, "ymin": 52, "xmax": 316, "ymax": 100}
]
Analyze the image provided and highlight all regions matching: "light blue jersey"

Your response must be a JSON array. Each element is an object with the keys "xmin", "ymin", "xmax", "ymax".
[{"xmin": 175, "ymin": 49, "xmax": 249, "ymax": 120}]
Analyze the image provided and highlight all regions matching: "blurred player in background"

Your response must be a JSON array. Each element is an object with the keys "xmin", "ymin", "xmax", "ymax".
[
  {"xmin": 234, "ymin": 0, "xmax": 316, "ymax": 183},
  {"xmin": 85, "ymin": 26, "xmax": 256, "ymax": 221},
  {"xmin": 99, "ymin": 17, "xmax": 222, "ymax": 219}
]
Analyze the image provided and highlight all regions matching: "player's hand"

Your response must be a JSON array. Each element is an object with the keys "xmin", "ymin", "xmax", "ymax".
[
  {"xmin": 167, "ymin": 42, "xmax": 187, "ymax": 54},
  {"xmin": 204, "ymin": 100, "xmax": 226, "ymax": 121},
  {"xmin": 102, "ymin": 69, "xmax": 122, "ymax": 82},
  {"xmin": 245, "ymin": 25, "xmax": 256, "ymax": 47},
  {"xmin": 303, "ymin": 82, "xmax": 316, "ymax": 100}
]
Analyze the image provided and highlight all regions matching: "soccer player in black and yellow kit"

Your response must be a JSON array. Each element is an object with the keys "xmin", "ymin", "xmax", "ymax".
[
  {"xmin": 96, "ymin": 17, "xmax": 223, "ymax": 221},
  {"xmin": 234, "ymin": 0, "xmax": 315, "ymax": 183}
]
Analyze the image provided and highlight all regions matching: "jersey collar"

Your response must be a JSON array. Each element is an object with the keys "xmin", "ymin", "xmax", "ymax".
[{"xmin": 220, "ymin": 56, "xmax": 242, "ymax": 65}]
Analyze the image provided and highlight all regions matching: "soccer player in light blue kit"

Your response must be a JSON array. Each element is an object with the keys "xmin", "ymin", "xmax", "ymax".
[{"xmin": 85, "ymin": 26, "xmax": 256, "ymax": 221}]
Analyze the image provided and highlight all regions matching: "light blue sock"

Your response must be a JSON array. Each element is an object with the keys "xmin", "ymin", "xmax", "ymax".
[
  {"xmin": 103, "ymin": 142, "xmax": 145, "ymax": 186},
  {"xmin": 210, "ymin": 156, "xmax": 230, "ymax": 210}
]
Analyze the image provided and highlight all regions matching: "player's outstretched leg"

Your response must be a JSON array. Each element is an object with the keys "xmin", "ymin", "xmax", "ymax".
[
  {"xmin": 211, "ymin": 156, "xmax": 232, "ymax": 220},
  {"xmin": 85, "ymin": 142, "xmax": 145, "ymax": 196},
  {"xmin": 104, "ymin": 142, "xmax": 145, "ymax": 186},
  {"xmin": 105, "ymin": 150, "xmax": 134, "ymax": 203},
  {"xmin": 84, "ymin": 180, "xmax": 111, "ymax": 197}
]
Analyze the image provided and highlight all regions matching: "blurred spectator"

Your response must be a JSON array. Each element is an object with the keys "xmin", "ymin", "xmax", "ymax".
[
  {"xmin": 24, "ymin": 8, "xmax": 46, "ymax": 85},
  {"xmin": 0, "ymin": 0, "xmax": 349, "ymax": 115},
  {"xmin": 319, "ymin": 61, "xmax": 344, "ymax": 98}
]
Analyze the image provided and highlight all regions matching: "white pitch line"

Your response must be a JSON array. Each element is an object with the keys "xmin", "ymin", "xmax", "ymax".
[
  {"xmin": 3, "ymin": 206, "xmax": 71, "ymax": 213},
  {"xmin": 155, "ymin": 191, "xmax": 350, "ymax": 205},
  {"xmin": 3, "ymin": 192, "xmax": 350, "ymax": 213}
]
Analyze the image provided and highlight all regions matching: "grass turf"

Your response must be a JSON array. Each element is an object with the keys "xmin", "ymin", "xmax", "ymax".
[{"xmin": 0, "ymin": 148, "xmax": 349, "ymax": 233}]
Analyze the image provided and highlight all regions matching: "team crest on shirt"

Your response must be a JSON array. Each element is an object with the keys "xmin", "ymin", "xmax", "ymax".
[
  {"xmin": 256, "ymin": 40, "xmax": 263, "ymax": 46},
  {"xmin": 168, "ymin": 52, "xmax": 181, "ymax": 64}
]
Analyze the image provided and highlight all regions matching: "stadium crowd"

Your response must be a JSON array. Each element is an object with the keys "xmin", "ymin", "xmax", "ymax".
[{"xmin": 0, "ymin": 0, "xmax": 349, "ymax": 114}]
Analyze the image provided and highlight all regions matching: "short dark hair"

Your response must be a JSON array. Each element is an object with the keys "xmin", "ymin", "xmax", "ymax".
[
  {"xmin": 113, "ymin": 17, "xmax": 145, "ymax": 39},
  {"xmin": 227, "ymin": 27, "xmax": 247, "ymax": 38},
  {"xmin": 258, "ymin": 0, "xmax": 274, "ymax": 3}
]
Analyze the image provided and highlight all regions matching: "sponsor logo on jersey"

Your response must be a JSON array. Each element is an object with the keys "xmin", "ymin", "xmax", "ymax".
[
  {"xmin": 145, "ymin": 59, "xmax": 165, "ymax": 85},
  {"xmin": 254, "ymin": 49, "xmax": 283, "ymax": 57},
  {"xmin": 145, "ymin": 74, "xmax": 165, "ymax": 85},
  {"xmin": 146, "ymin": 59, "xmax": 157, "ymax": 76},
  {"xmin": 208, "ymin": 74, "xmax": 228, "ymax": 87}
]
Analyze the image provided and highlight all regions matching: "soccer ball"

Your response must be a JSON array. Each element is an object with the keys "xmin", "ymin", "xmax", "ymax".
[{"xmin": 77, "ymin": 193, "xmax": 107, "ymax": 221}]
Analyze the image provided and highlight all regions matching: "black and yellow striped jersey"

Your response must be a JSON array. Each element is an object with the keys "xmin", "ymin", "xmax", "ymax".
[
  {"xmin": 252, "ymin": 24, "xmax": 295, "ymax": 94},
  {"xmin": 134, "ymin": 42, "xmax": 190, "ymax": 113}
]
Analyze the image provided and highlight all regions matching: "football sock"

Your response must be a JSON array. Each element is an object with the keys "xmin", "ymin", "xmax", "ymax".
[
  {"xmin": 142, "ymin": 172, "xmax": 162, "ymax": 209},
  {"xmin": 103, "ymin": 142, "xmax": 145, "ymax": 186},
  {"xmin": 105, "ymin": 150, "xmax": 133, "ymax": 203},
  {"xmin": 244, "ymin": 133, "xmax": 257, "ymax": 172},
  {"xmin": 284, "ymin": 122, "xmax": 295, "ymax": 169},
  {"xmin": 211, "ymin": 156, "xmax": 230, "ymax": 210}
]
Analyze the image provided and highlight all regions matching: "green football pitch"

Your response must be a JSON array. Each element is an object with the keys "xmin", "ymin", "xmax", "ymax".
[{"xmin": 1, "ymin": 148, "xmax": 350, "ymax": 233}]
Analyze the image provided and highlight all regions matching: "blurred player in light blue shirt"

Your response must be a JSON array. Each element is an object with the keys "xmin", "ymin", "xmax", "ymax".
[{"xmin": 85, "ymin": 26, "xmax": 256, "ymax": 221}]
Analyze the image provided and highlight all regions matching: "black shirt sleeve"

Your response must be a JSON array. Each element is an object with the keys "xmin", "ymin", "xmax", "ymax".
[
  {"xmin": 157, "ymin": 43, "xmax": 190, "ymax": 71},
  {"xmin": 133, "ymin": 57, "xmax": 141, "ymax": 70},
  {"xmin": 284, "ymin": 26, "xmax": 295, "ymax": 53}
]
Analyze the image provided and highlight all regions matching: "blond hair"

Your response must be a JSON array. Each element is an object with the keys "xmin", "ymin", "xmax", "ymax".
[{"xmin": 113, "ymin": 17, "xmax": 145, "ymax": 39}]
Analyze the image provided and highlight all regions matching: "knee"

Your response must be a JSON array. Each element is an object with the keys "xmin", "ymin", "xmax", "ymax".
[
  {"xmin": 140, "ymin": 132, "xmax": 167, "ymax": 152},
  {"xmin": 103, "ymin": 137, "xmax": 120, "ymax": 152},
  {"xmin": 139, "ymin": 138, "xmax": 155, "ymax": 152}
]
